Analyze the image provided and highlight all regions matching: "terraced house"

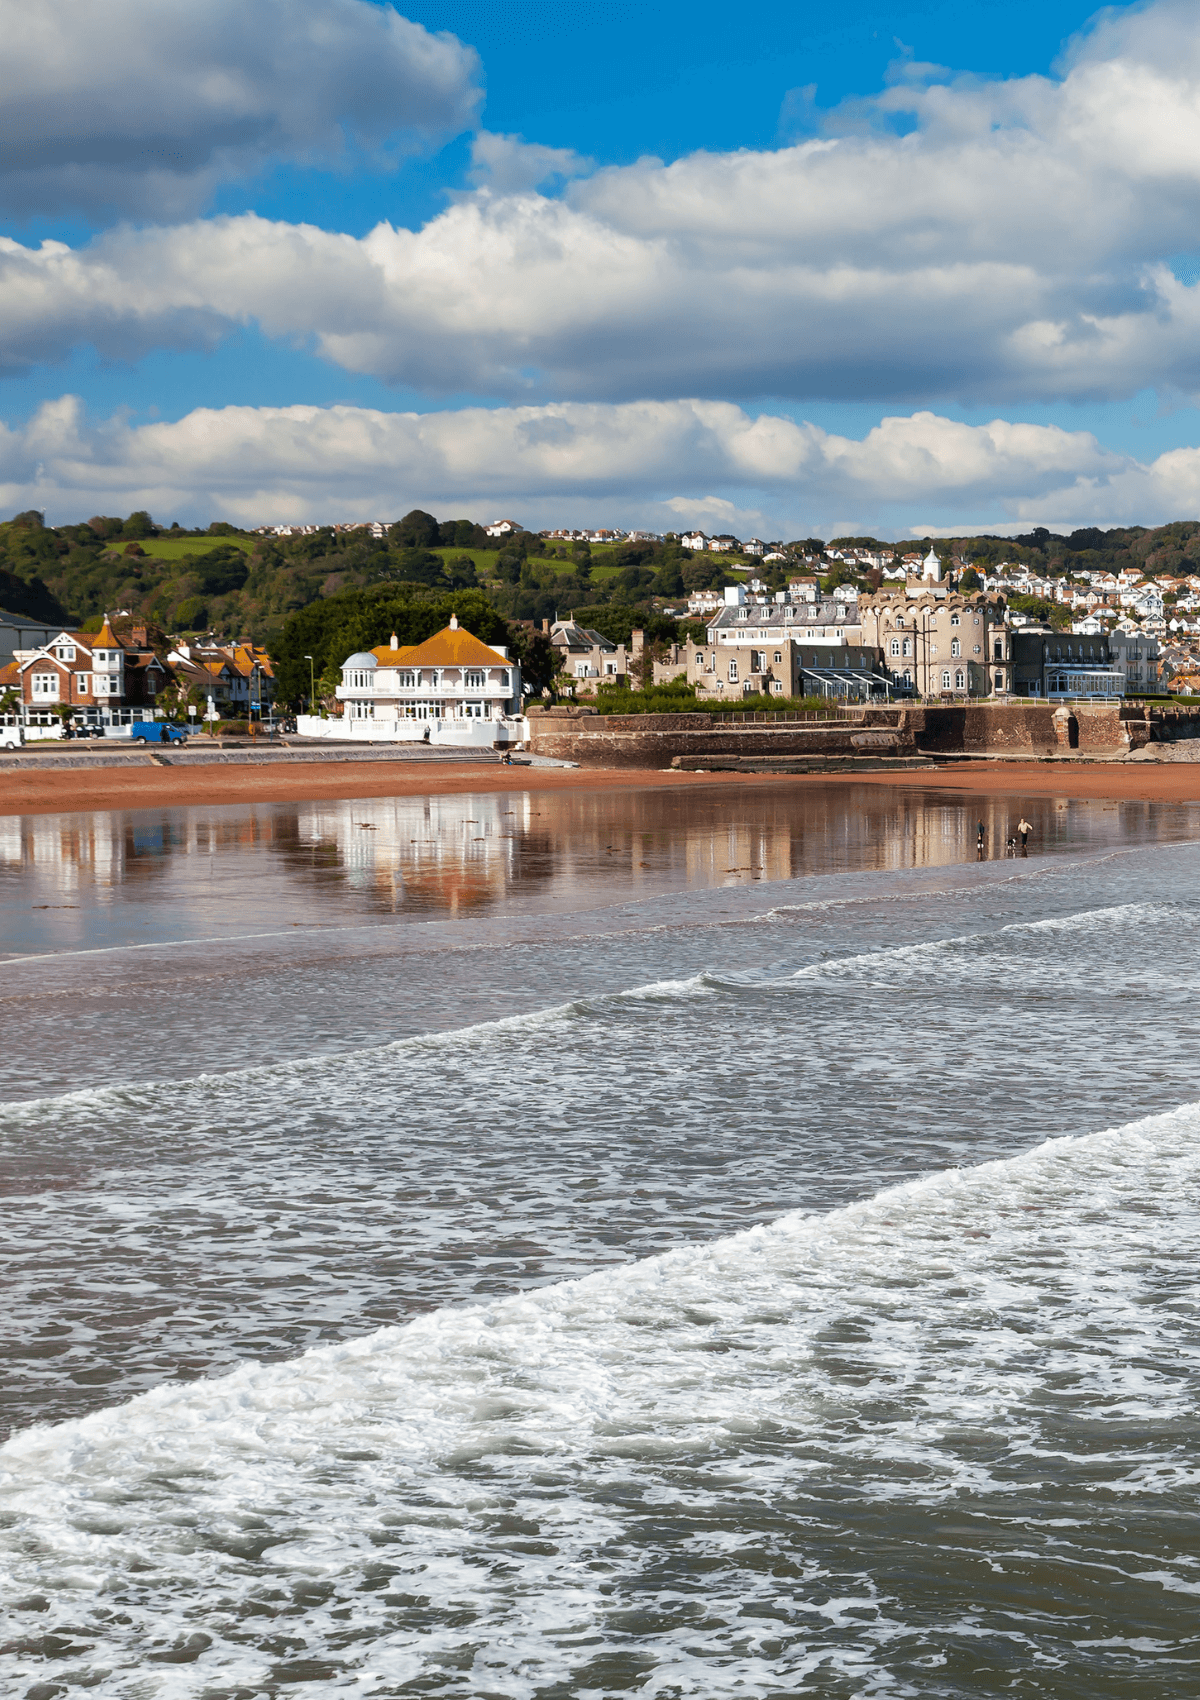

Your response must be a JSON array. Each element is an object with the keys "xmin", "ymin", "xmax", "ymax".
[{"xmin": 688, "ymin": 586, "xmax": 891, "ymax": 700}]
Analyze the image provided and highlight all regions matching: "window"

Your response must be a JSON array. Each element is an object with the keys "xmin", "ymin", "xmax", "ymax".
[
  {"xmin": 890, "ymin": 638, "xmax": 901, "ymax": 656},
  {"xmin": 695, "ymin": 653, "xmax": 704, "ymax": 665},
  {"xmin": 32, "ymin": 671, "xmax": 59, "ymax": 698},
  {"xmin": 605, "ymin": 662, "xmax": 617, "ymax": 674},
  {"xmin": 955, "ymin": 669, "xmax": 965, "ymax": 689},
  {"xmin": 773, "ymin": 650, "xmax": 782, "ymax": 663},
  {"xmin": 950, "ymin": 613, "xmax": 960, "ymax": 627},
  {"xmin": 737, "ymin": 608, "xmax": 748, "ymax": 620},
  {"xmin": 994, "ymin": 641, "xmax": 1003, "ymax": 660},
  {"xmin": 902, "ymin": 638, "xmax": 912, "ymax": 657},
  {"xmin": 750, "ymin": 651, "xmax": 766, "ymax": 672},
  {"xmin": 771, "ymin": 680, "xmax": 783, "ymax": 693},
  {"xmin": 994, "ymin": 671, "xmax": 1004, "ymax": 688},
  {"xmin": 951, "ymin": 638, "xmax": 961, "ymax": 657},
  {"xmin": 896, "ymin": 616, "xmax": 905, "ymax": 628},
  {"xmin": 55, "ymin": 645, "xmax": 76, "ymax": 662},
  {"xmin": 75, "ymin": 673, "xmax": 89, "ymax": 693},
  {"xmin": 500, "ymin": 671, "xmax": 510, "ymax": 690},
  {"xmin": 464, "ymin": 669, "xmax": 485, "ymax": 688},
  {"xmin": 728, "ymin": 660, "xmax": 739, "ymax": 682},
  {"xmin": 941, "ymin": 670, "xmax": 952, "ymax": 689}
]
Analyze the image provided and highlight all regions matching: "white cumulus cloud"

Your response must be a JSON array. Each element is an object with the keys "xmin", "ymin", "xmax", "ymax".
[
  {"xmin": 1, "ymin": 396, "xmax": 1195, "ymax": 536},
  {"xmin": 0, "ymin": 0, "xmax": 481, "ymax": 220},
  {"xmin": 6, "ymin": 0, "xmax": 1200, "ymax": 403}
]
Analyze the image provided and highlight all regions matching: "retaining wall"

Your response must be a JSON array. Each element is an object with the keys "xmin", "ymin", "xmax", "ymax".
[
  {"xmin": 525, "ymin": 707, "xmax": 913, "ymax": 769},
  {"xmin": 526, "ymin": 702, "xmax": 1200, "ymax": 768}
]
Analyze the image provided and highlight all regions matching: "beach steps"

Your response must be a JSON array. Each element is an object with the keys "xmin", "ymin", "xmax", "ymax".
[{"xmin": 672, "ymin": 753, "xmax": 936, "ymax": 774}]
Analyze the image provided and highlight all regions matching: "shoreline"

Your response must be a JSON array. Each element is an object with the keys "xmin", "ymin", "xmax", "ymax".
[{"xmin": 4, "ymin": 756, "xmax": 1200, "ymax": 818}]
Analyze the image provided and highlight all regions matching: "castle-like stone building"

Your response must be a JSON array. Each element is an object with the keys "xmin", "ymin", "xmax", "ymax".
[{"xmin": 858, "ymin": 576, "xmax": 1010, "ymax": 699}]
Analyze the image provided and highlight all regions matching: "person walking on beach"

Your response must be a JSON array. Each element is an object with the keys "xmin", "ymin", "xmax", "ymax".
[
  {"xmin": 1018, "ymin": 817, "xmax": 1032, "ymax": 855},
  {"xmin": 977, "ymin": 819, "xmax": 986, "ymax": 860}
]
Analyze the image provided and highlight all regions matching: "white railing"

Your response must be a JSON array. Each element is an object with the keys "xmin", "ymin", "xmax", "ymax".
[
  {"xmin": 335, "ymin": 682, "xmax": 513, "ymax": 702},
  {"xmin": 297, "ymin": 714, "xmax": 528, "ymax": 747}
]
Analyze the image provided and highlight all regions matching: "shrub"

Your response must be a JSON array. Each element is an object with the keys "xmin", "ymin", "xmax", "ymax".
[{"xmin": 591, "ymin": 680, "xmax": 845, "ymax": 716}]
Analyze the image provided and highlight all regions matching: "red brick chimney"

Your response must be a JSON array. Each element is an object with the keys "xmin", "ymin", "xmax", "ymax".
[{"xmin": 131, "ymin": 623, "xmax": 148, "ymax": 648}]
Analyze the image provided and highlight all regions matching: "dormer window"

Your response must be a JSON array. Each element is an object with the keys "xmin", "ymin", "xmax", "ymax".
[{"xmin": 55, "ymin": 645, "xmax": 76, "ymax": 662}]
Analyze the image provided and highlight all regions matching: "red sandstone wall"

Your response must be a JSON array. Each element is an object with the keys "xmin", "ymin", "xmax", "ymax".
[
  {"xmin": 526, "ymin": 709, "xmax": 916, "ymax": 769},
  {"xmin": 527, "ymin": 702, "xmax": 1198, "ymax": 767}
]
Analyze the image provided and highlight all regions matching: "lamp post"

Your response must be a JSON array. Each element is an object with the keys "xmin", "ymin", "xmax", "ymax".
[{"xmin": 304, "ymin": 654, "xmax": 315, "ymax": 715}]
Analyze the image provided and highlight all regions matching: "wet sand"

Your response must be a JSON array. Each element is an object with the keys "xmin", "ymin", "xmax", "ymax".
[{"xmin": 3, "ymin": 756, "xmax": 1200, "ymax": 818}]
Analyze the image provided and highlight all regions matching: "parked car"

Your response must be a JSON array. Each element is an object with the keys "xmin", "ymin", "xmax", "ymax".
[
  {"xmin": 0, "ymin": 720, "xmax": 23, "ymax": 749},
  {"xmin": 130, "ymin": 721, "xmax": 188, "ymax": 744}
]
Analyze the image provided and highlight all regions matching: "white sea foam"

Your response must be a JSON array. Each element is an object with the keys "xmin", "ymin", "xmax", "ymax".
[{"xmin": 4, "ymin": 1103, "xmax": 1199, "ymax": 1695}]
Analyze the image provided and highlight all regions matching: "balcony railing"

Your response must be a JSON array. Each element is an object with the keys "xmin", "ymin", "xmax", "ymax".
[{"xmin": 336, "ymin": 680, "xmax": 511, "ymax": 700}]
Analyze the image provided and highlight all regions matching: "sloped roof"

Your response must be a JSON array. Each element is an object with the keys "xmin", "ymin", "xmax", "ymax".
[{"xmin": 369, "ymin": 624, "xmax": 506, "ymax": 667}]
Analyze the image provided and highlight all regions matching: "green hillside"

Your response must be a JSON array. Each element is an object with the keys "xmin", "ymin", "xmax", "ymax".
[{"xmin": 3, "ymin": 506, "xmax": 1195, "ymax": 705}]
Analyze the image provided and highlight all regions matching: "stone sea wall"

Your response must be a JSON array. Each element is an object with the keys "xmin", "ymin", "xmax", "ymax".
[{"xmin": 526, "ymin": 702, "xmax": 1200, "ymax": 768}]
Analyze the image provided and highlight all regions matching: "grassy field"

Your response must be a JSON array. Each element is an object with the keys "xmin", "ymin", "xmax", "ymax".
[{"xmin": 138, "ymin": 536, "xmax": 253, "ymax": 560}]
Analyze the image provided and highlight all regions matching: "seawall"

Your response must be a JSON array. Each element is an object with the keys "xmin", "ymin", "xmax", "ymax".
[{"xmin": 527, "ymin": 703, "xmax": 1200, "ymax": 769}]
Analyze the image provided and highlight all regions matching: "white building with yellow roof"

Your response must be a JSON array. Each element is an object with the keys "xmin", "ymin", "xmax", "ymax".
[{"xmin": 302, "ymin": 617, "xmax": 523, "ymax": 745}]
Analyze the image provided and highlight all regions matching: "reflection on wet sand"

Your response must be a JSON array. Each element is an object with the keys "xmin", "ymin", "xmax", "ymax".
[
  {"xmin": 1, "ymin": 784, "xmax": 1196, "ymax": 956},
  {"xmin": 278, "ymin": 785, "xmax": 1191, "ymax": 916},
  {"xmin": 2, "ymin": 781, "xmax": 1197, "ymax": 1103}
]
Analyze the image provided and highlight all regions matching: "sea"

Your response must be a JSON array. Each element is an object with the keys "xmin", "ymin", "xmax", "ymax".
[{"xmin": 3, "ymin": 779, "xmax": 1200, "ymax": 1698}]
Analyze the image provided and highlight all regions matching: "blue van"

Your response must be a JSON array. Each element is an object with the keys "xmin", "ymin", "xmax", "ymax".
[{"xmin": 130, "ymin": 722, "xmax": 188, "ymax": 744}]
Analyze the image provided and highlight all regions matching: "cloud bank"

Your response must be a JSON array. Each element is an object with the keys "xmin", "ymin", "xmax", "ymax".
[
  {"xmin": 3, "ymin": 396, "xmax": 1197, "ymax": 535},
  {"xmin": 0, "ymin": 0, "xmax": 481, "ymax": 220},
  {"xmin": 4, "ymin": 2, "xmax": 1200, "ymax": 404}
]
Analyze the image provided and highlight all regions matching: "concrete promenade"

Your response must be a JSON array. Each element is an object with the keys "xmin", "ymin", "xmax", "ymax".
[{"xmin": 0, "ymin": 739, "xmax": 524, "ymax": 772}]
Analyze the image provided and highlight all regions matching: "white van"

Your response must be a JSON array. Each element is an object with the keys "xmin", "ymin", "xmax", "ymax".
[{"xmin": 0, "ymin": 716, "xmax": 23, "ymax": 749}]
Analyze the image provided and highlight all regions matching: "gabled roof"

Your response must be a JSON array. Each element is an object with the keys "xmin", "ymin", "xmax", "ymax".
[
  {"xmin": 370, "ymin": 623, "xmax": 506, "ymax": 668},
  {"xmin": 18, "ymin": 650, "xmax": 71, "ymax": 674},
  {"xmin": 550, "ymin": 620, "xmax": 616, "ymax": 652}
]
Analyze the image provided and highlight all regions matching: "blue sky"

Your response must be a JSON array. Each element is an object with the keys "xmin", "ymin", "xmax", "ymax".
[{"xmin": 3, "ymin": 0, "xmax": 1200, "ymax": 536}]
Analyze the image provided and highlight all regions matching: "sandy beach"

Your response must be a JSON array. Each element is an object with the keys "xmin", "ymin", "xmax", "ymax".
[{"xmin": 3, "ymin": 755, "xmax": 1200, "ymax": 817}]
